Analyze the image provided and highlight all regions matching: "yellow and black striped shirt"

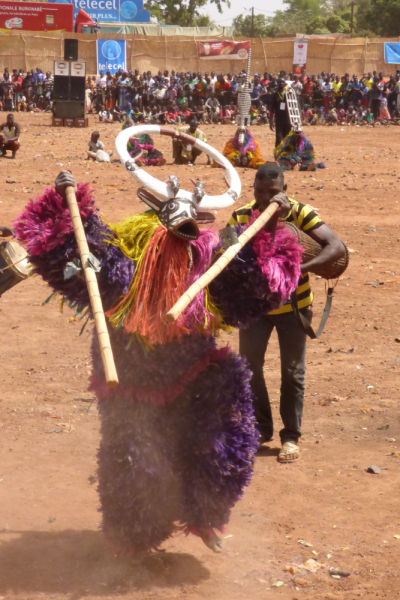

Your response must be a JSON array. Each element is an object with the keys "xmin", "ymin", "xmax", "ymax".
[{"xmin": 228, "ymin": 198, "xmax": 324, "ymax": 315}]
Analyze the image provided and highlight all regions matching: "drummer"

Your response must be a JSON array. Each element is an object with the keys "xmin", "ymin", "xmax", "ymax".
[
  {"xmin": 0, "ymin": 114, "xmax": 21, "ymax": 159},
  {"xmin": 172, "ymin": 117, "xmax": 211, "ymax": 166},
  {"xmin": 229, "ymin": 162, "xmax": 345, "ymax": 463}
]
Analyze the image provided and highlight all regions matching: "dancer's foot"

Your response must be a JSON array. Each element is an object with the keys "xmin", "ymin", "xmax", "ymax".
[
  {"xmin": 158, "ymin": 158, "xmax": 166, "ymax": 166},
  {"xmin": 200, "ymin": 529, "xmax": 224, "ymax": 553}
]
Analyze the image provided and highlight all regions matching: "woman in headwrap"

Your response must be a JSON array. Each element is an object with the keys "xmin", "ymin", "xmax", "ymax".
[{"xmin": 127, "ymin": 132, "xmax": 166, "ymax": 167}]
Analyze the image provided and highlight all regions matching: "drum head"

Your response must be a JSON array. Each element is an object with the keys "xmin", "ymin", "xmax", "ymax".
[{"xmin": 0, "ymin": 241, "xmax": 30, "ymax": 279}]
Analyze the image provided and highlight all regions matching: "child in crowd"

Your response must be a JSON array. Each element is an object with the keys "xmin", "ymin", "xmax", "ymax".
[
  {"xmin": 324, "ymin": 103, "xmax": 338, "ymax": 125},
  {"xmin": 364, "ymin": 108, "xmax": 373, "ymax": 125},
  {"xmin": 346, "ymin": 105, "xmax": 356, "ymax": 125},
  {"xmin": 257, "ymin": 105, "xmax": 268, "ymax": 125},
  {"xmin": 355, "ymin": 106, "xmax": 365, "ymax": 125},
  {"xmin": 87, "ymin": 131, "xmax": 113, "ymax": 162}
]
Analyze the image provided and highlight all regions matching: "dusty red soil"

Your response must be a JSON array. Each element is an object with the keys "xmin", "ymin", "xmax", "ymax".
[{"xmin": 0, "ymin": 115, "xmax": 400, "ymax": 600}]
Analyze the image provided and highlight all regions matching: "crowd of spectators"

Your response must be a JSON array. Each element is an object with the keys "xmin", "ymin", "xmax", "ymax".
[{"xmin": 1, "ymin": 65, "xmax": 400, "ymax": 128}]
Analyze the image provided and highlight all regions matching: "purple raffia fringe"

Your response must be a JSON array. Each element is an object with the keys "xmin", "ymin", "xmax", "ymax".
[
  {"xmin": 209, "ymin": 220, "xmax": 303, "ymax": 328},
  {"xmin": 93, "ymin": 330, "xmax": 258, "ymax": 553}
]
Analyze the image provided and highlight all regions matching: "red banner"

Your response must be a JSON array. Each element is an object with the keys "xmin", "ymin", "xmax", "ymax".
[
  {"xmin": 0, "ymin": 1, "xmax": 73, "ymax": 33},
  {"xmin": 199, "ymin": 40, "xmax": 250, "ymax": 60}
]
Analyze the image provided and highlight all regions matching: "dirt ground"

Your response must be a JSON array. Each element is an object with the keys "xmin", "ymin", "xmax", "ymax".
[{"xmin": 0, "ymin": 115, "xmax": 400, "ymax": 600}]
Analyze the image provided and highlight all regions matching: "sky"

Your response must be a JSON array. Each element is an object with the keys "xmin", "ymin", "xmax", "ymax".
[{"xmin": 200, "ymin": 0, "xmax": 285, "ymax": 27}]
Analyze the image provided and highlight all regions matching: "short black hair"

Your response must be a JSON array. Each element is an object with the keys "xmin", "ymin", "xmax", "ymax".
[{"xmin": 255, "ymin": 162, "xmax": 284, "ymax": 184}]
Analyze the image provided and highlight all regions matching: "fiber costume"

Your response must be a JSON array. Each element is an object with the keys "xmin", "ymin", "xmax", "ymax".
[
  {"xmin": 221, "ymin": 127, "xmax": 266, "ymax": 169},
  {"xmin": 274, "ymin": 130, "xmax": 316, "ymax": 172},
  {"xmin": 14, "ymin": 172, "xmax": 302, "ymax": 555},
  {"xmin": 128, "ymin": 133, "xmax": 165, "ymax": 167}
]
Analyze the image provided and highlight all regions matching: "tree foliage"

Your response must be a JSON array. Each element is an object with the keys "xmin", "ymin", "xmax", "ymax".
[
  {"xmin": 232, "ymin": 0, "xmax": 398, "ymax": 38},
  {"xmin": 144, "ymin": 0, "xmax": 228, "ymax": 27}
]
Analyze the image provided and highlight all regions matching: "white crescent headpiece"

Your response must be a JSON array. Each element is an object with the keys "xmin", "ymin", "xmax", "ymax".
[{"xmin": 115, "ymin": 124, "xmax": 241, "ymax": 211}]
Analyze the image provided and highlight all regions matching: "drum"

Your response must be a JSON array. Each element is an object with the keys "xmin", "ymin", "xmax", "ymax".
[
  {"xmin": 0, "ymin": 240, "xmax": 30, "ymax": 296},
  {"xmin": 284, "ymin": 222, "xmax": 350, "ymax": 279}
]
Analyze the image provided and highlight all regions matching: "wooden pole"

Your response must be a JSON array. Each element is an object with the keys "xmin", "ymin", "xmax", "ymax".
[
  {"xmin": 165, "ymin": 203, "xmax": 279, "ymax": 323},
  {"xmin": 65, "ymin": 186, "xmax": 119, "ymax": 388}
]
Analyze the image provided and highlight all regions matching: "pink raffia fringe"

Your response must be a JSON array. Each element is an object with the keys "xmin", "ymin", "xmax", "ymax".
[
  {"xmin": 250, "ymin": 213, "xmax": 304, "ymax": 300},
  {"xmin": 13, "ymin": 183, "xmax": 95, "ymax": 255}
]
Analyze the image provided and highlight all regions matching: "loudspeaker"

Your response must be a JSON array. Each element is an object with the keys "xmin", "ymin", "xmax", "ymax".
[
  {"xmin": 64, "ymin": 39, "xmax": 78, "ymax": 61},
  {"xmin": 69, "ymin": 76, "xmax": 85, "ymax": 101},
  {"xmin": 53, "ymin": 100, "xmax": 85, "ymax": 119},
  {"xmin": 53, "ymin": 75, "xmax": 70, "ymax": 100}
]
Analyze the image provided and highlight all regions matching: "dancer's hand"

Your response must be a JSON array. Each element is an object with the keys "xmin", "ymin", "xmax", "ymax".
[{"xmin": 55, "ymin": 171, "xmax": 77, "ymax": 199}]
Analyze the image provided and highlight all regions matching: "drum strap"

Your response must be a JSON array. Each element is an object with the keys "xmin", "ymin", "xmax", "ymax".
[{"xmin": 290, "ymin": 286, "xmax": 334, "ymax": 339}]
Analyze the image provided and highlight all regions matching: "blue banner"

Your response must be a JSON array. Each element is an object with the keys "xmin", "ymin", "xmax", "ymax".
[
  {"xmin": 384, "ymin": 43, "xmax": 400, "ymax": 64},
  {"xmin": 97, "ymin": 39, "xmax": 126, "ymax": 74},
  {"xmin": 54, "ymin": 0, "xmax": 150, "ymax": 23}
]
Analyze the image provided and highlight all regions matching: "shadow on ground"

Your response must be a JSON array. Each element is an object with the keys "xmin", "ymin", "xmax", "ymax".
[{"xmin": 0, "ymin": 529, "xmax": 209, "ymax": 598}]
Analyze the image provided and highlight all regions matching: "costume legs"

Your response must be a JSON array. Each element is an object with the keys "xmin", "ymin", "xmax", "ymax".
[{"xmin": 239, "ymin": 309, "xmax": 312, "ymax": 443}]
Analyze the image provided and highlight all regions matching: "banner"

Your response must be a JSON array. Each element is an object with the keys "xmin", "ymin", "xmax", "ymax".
[
  {"xmin": 0, "ymin": 1, "xmax": 73, "ymax": 33},
  {"xmin": 293, "ymin": 40, "xmax": 308, "ymax": 74},
  {"xmin": 54, "ymin": 0, "xmax": 150, "ymax": 23},
  {"xmin": 384, "ymin": 43, "xmax": 400, "ymax": 64},
  {"xmin": 97, "ymin": 39, "xmax": 126, "ymax": 75},
  {"xmin": 199, "ymin": 40, "xmax": 250, "ymax": 60}
]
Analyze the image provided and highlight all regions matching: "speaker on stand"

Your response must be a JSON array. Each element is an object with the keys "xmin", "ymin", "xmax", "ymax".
[
  {"xmin": 52, "ymin": 56, "xmax": 88, "ymax": 127},
  {"xmin": 64, "ymin": 39, "xmax": 78, "ymax": 61}
]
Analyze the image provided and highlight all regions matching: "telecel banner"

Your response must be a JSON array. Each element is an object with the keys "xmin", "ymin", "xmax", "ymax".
[
  {"xmin": 293, "ymin": 40, "xmax": 308, "ymax": 74},
  {"xmin": 54, "ymin": 0, "xmax": 150, "ymax": 23},
  {"xmin": 384, "ymin": 43, "xmax": 400, "ymax": 63},
  {"xmin": 97, "ymin": 39, "xmax": 126, "ymax": 75}
]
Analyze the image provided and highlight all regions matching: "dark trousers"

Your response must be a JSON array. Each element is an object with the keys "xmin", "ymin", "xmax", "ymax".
[
  {"xmin": 275, "ymin": 120, "xmax": 292, "ymax": 147},
  {"xmin": 239, "ymin": 308, "xmax": 312, "ymax": 443}
]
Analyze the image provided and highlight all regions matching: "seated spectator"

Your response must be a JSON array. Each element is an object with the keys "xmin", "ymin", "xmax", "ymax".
[
  {"xmin": 172, "ymin": 117, "xmax": 210, "ymax": 165},
  {"xmin": 364, "ymin": 108, "xmax": 373, "ymax": 125},
  {"xmin": 346, "ymin": 105, "xmax": 356, "ymax": 125},
  {"xmin": 87, "ymin": 131, "xmax": 113, "ymax": 162},
  {"xmin": 324, "ymin": 103, "xmax": 338, "ymax": 125}
]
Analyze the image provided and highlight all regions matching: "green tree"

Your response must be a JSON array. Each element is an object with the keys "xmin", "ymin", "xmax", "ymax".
[
  {"xmin": 232, "ymin": 13, "xmax": 278, "ymax": 37},
  {"xmin": 145, "ymin": 0, "xmax": 229, "ymax": 26},
  {"xmin": 356, "ymin": 0, "xmax": 400, "ymax": 35}
]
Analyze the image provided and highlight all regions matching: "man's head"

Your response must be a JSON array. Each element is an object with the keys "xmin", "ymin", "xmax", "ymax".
[
  {"xmin": 277, "ymin": 78, "xmax": 286, "ymax": 91},
  {"xmin": 189, "ymin": 118, "xmax": 198, "ymax": 133},
  {"xmin": 100, "ymin": 70, "xmax": 104, "ymax": 77},
  {"xmin": 91, "ymin": 131, "xmax": 100, "ymax": 142},
  {"xmin": 254, "ymin": 163, "xmax": 286, "ymax": 210},
  {"xmin": 6, "ymin": 114, "xmax": 14, "ymax": 127}
]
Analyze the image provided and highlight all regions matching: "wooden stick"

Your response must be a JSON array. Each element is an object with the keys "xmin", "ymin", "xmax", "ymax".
[
  {"xmin": 165, "ymin": 203, "xmax": 279, "ymax": 323},
  {"xmin": 65, "ymin": 186, "xmax": 119, "ymax": 388}
]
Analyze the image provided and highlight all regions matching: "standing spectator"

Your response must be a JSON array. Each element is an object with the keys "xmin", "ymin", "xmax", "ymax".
[
  {"xmin": 12, "ymin": 69, "xmax": 23, "ymax": 109},
  {"xmin": 292, "ymin": 75, "xmax": 303, "ymax": 108},
  {"xmin": 370, "ymin": 77, "xmax": 382, "ymax": 123},
  {"xmin": 321, "ymin": 76, "xmax": 332, "ymax": 114},
  {"xmin": 44, "ymin": 71, "xmax": 54, "ymax": 104},
  {"xmin": 269, "ymin": 78, "xmax": 292, "ymax": 147},
  {"xmin": 2, "ymin": 73, "xmax": 14, "ymax": 111},
  {"xmin": 302, "ymin": 76, "xmax": 315, "ymax": 108},
  {"xmin": 96, "ymin": 70, "xmax": 107, "ymax": 105}
]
